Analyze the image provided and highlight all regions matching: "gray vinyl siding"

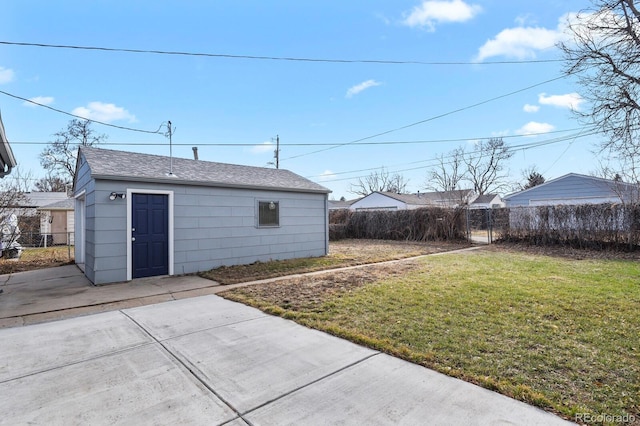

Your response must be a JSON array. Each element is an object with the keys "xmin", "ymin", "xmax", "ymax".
[
  {"xmin": 86, "ymin": 180, "xmax": 129, "ymax": 284},
  {"xmin": 505, "ymin": 174, "xmax": 622, "ymax": 207},
  {"xmin": 172, "ymin": 185, "xmax": 327, "ymax": 276},
  {"xmin": 73, "ymin": 156, "xmax": 97, "ymax": 283}
]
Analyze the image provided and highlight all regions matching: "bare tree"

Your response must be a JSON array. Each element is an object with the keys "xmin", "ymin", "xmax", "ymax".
[
  {"xmin": 33, "ymin": 174, "xmax": 70, "ymax": 192},
  {"xmin": 560, "ymin": 0, "xmax": 640, "ymax": 181},
  {"xmin": 591, "ymin": 159, "xmax": 640, "ymax": 202},
  {"xmin": 6, "ymin": 166, "xmax": 34, "ymax": 193},
  {"xmin": 463, "ymin": 137, "xmax": 514, "ymax": 195},
  {"xmin": 520, "ymin": 165, "xmax": 546, "ymax": 190},
  {"xmin": 349, "ymin": 168, "xmax": 410, "ymax": 196},
  {"xmin": 426, "ymin": 147, "xmax": 466, "ymax": 192},
  {"xmin": 40, "ymin": 119, "xmax": 107, "ymax": 182}
]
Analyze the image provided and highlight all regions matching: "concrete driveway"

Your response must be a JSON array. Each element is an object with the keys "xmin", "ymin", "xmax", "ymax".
[
  {"xmin": 0, "ymin": 293, "xmax": 574, "ymax": 425},
  {"xmin": 0, "ymin": 265, "xmax": 223, "ymax": 328}
]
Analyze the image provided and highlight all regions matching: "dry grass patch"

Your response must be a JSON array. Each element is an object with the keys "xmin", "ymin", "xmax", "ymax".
[
  {"xmin": 200, "ymin": 239, "xmax": 468, "ymax": 284},
  {"xmin": 0, "ymin": 246, "xmax": 74, "ymax": 275}
]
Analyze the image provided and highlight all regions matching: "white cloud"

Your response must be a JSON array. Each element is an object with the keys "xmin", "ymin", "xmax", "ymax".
[
  {"xmin": 516, "ymin": 121, "xmax": 555, "ymax": 136},
  {"xmin": 475, "ymin": 26, "xmax": 562, "ymax": 61},
  {"xmin": 23, "ymin": 96, "xmax": 54, "ymax": 107},
  {"xmin": 515, "ymin": 14, "xmax": 535, "ymax": 27},
  {"xmin": 473, "ymin": 12, "xmax": 579, "ymax": 62},
  {"xmin": 538, "ymin": 92, "xmax": 584, "ymax": 110},
  {"xmin": 72, "ymin": 101, "xmax": 136, "ymax": 123},
  {"xmin": 403, "ymin": 0, "xmax": 481, "ymax": 31},
  {"xmin": 319, "ymin": 170, "xmax": 336, "ymax": 181},
  {"xmin": 523, "ymin": 104, "xmax": 540, "ymax": 113},
  {"xmin": 346, "ymin": 79, "xmax": 382, "ymax": 98},
  {"xmin": 491, "ymin": 130, "xmax": 510, "ymax": 138},
  {"xmin": 250, "ymin": 141, "xmax": 274, "ymax": 154},
  {"xmin": 0, "ymin": 67, "xmax": 15, "ymax": 84}
]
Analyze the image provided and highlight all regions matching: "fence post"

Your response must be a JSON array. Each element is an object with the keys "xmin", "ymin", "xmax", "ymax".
[
  {"xmin": 465, "ymin": 207, "xmax": 471, "ymax": 242},
  {"xmin": 488, "ymin": 208, "xmax": 493, "ymax": 244}
]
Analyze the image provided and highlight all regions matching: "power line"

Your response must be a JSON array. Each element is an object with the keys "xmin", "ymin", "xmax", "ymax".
[
  {"xmin": 0, "ymin": 89, "xmax": 164, "ymax": 134},
  {"xmin": 313, "ymin": 128, "xmax": 600, "ymax": 183},
  {"xmin": 282, "ymin": 74, "xmax": 570, "ymax": 161},
  {"xmin": 0, "ymin": 40, "xmax": 564, "ymax": 65},
  {"xmin": 3, "ymin": 126, "xmax": 593, "ymax": 147}
]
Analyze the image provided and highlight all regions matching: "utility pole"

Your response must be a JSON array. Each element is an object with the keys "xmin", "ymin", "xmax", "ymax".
[
  {"xmin": 167, "ymin": 121, "xmax": 174, "ymax": 175},
  {"xmin": 274, "ymin": 135, "xmax": 280, "ymax": 169}
]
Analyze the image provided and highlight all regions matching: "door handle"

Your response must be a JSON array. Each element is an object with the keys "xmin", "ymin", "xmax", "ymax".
[{"xmin": 131, "ymin": 237, "xmax": 136, "ymax": 241}]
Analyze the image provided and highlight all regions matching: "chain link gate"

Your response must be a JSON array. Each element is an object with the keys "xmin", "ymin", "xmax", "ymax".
[{"xmin": 465, "ymin": 207, "xmax": 509, "ymax": 244}]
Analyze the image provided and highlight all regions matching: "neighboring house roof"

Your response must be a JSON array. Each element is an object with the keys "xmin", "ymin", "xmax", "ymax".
[
  {"xmin": 37, "ymin": 198, "xmax": 74, "ymax": 211},
  {"xmin": 78, "ymin": 147, "xmax": 330, "ymax": 194},
  {"xmin": 0, "ymin": 111, "xmax": 17, "ymax": 178},
  {"xmin": 471, "ymin": 194, "xmax": 499, "ymax": 205},
  {"xmin": 328, "ymin": 199, "xmax": 357, "ymax": 209},
  {"xmin": 503, "ymin": 173, "xmax": 637, "ymax": 205},
  {"xmin": 350, "ymin": 190, "xmax": 474, "ymax": 211},
  {"xmin": 12, "ymin": 192, "xmax": 69, "ymax": 208},
  {"xmin": 377, "ymin": 192, "xmax": 431, "ymax": 206},
  {"xmin": 378, "ymin": 190, "xmax": 474, "ymax": 206}
]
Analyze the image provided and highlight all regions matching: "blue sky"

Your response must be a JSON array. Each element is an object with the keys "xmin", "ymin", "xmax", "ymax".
[{"xmin": 0, "ymin": 0, "xmax": 602, "ymax": 199}]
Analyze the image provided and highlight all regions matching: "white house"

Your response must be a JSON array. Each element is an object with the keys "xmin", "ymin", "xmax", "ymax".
[
  {"xmin": 4, "ymin": 192, "xmax": 70, "ymax": 247},
  {"xmin": 349, "ymin": 190, "xmax": 475, "ymax": 211},
  {"xmin": 73, "ymin": 147, "xmax": 330, "ymax": 285},
  {"xmin": 468, "ymin": 194, "xmax": 504, "ymax": 209},
  {"xmin": 328, "ymin": 199, "xmax": 357, "ymax": 210},
  {"xmin": 37, "ymin": 198, "xmax": 75, "ymax": 245}
]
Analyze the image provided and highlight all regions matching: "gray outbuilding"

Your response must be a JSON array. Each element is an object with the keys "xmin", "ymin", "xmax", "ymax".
[
  {"xmin": 73, "ymin": 147, "xmax": 330, "ymax": 285},
  {"xmin": 503, "ymin": 173, "xmax": 637, "ymax": 207}
]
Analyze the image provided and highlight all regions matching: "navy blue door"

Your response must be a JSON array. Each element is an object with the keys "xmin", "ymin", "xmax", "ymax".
[{"xmin": 132, "ymin": 193, "xmax": 168, "ymax": 278}]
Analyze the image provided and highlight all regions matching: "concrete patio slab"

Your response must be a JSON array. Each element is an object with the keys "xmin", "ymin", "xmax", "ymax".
[
  {"xmin": 0, "ymin": 265, "xmax": 220, "ymax": 320},
  {"xmin": 0, "ymin": 264, "xmax": 84, "ymax": 286},
  {"xmin": 0, "ymin": 311, "xmax": 151, "ymax": 382},
  {"xmin": 158, "ymin": 313, "xmax": 376, "ymax": 413},
  {"xmin": 225, "ymin": 419, "xmax": 251, "ymax": 426},
  {"xmin": 124, "ymin": 295, "xmax": 268, "ymax": 340},
  {"xmin": 0, "ymin": 344, "xmax": 237, "ymax": 426},
  {"xmin": 245, "ymin": 352, "xmax": 572, "ymax": 426}
]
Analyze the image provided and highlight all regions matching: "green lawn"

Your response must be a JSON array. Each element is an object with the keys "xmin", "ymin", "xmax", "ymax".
[{"xmin": 221, "ymin": 249, "xmax": 640, "ymax": 423}]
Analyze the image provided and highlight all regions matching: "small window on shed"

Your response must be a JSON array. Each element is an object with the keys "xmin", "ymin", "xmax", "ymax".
[{"xmin": 258, "ymin": 201, "xmax": 279, "ymax": 227}]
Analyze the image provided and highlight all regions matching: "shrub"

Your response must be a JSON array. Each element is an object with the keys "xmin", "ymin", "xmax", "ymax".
[{"xmin": 328, "ymin": 208, "xmax": 466, "ymax": 242}]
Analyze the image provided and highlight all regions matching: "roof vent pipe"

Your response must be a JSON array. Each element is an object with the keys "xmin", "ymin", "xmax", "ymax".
[{"xmin": 192, "ymin": 147, "xmax": 199, "ymax": 160}]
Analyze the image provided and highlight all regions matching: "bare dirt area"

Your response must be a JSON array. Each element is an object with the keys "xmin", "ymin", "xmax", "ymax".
[
  {"xmin": 223, "ymin": 260, "xmax": 422, "ymax": 312},
  {"xmin": 328, "ymin": 239, "xmax": 469, "ymax": 260},
  {"xmin": 203, "ymin": 239, "xmax": 470, "ymax": 285},
  {"xmin": 218, "ymin": 239, "xmax": 470, "ymax": 309}
]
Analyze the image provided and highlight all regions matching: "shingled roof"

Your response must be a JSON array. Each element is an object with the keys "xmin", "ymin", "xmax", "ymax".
[
  {"xmin": 78, "ymin": 147, "xmax": 330, "ymax": 194},
  {"xmin": 38, "ymin": 198, "xmax": 74, "ymax": 211},
  {"xmin": 378, "ymin": 189, "xmax": 474, "ymax": 205}
]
